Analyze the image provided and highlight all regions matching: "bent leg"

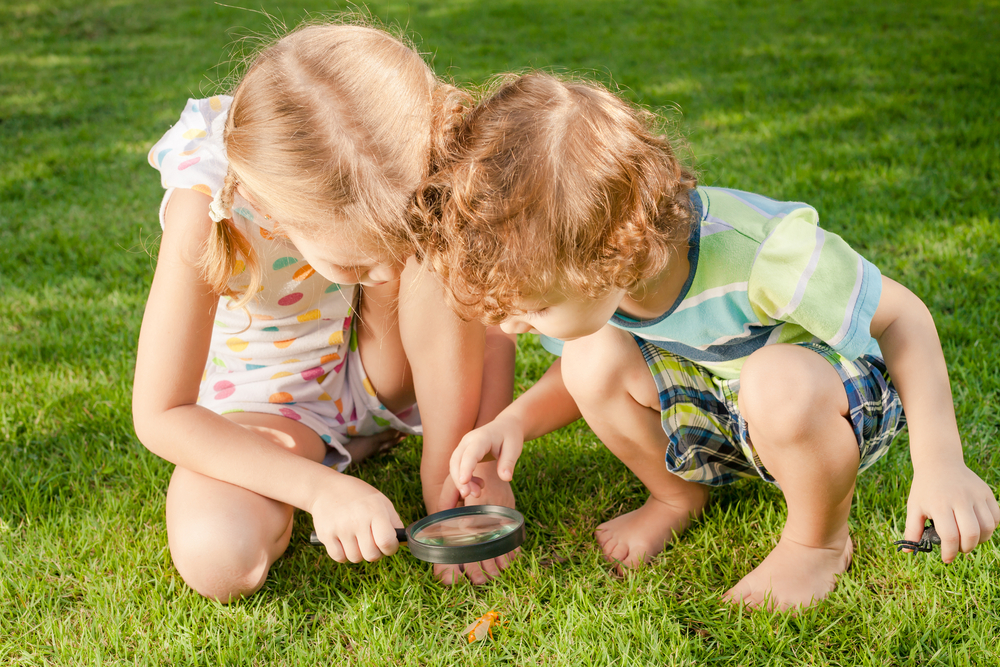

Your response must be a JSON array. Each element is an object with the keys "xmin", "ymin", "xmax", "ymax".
[
  {"xmin": 165, "ymin": 412, "xmax": 326, "ymax": 602},
  {"xmin": 562, "ymin": 326, "xmax": 709, "ymax": 569},
  {"xmin": 397, "ymin": 259, "xmax": 521, "ymax": 585},
  {"xmin": 724, "ymin": 344, "xmax": 859, "ymax": 611}
]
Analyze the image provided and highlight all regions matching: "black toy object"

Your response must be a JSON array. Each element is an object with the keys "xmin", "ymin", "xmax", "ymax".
[{"xmin": 893, "ymin": 521, "xmax": 941, "ymax": 553}]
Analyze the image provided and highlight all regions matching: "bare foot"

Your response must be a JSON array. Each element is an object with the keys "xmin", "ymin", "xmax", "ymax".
[
  {"xmin": 344, "ymin": 430, "xmax": 403, "ymax": 467},
  {"xmin": 435, "ymin": 465, "xmax": 519, "ymax": 586},
  {"xmin": 595, "ymin": 492, "xmax": 706, "ymax": 569},
  {"xmin": 723, "ymin": 534, "xmax": 854, "ymax": 611}
]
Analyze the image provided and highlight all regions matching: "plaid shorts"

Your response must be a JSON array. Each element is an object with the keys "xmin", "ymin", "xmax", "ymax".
[{"xmin": 637, "ymin": 340, "xmax": 907, "ymax": 487}]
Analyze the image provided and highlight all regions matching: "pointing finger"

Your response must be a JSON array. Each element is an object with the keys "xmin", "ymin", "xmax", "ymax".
[{"xmin": 495, "ymin": 438, "xmax": 523, "ymax": 482}]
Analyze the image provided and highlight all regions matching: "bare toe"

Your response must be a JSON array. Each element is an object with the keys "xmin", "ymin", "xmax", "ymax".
[
  {"xmin": 593, "ymin": 494, "xmax": 703, "ymax": 570},
  {"xmin": 607, "ymin": 540, "xmax": 630, "ymax": 565},
  {"xmin": 724, "ymin": 534, "xmax": 853, "ymax": 611},
  {"xmin": 594, "ymin": 523, "xmax": 613, "ymax": 548}
]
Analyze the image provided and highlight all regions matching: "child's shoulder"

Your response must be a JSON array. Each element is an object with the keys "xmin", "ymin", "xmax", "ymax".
[
  {"xmin": 696, "ymin": 186, "xmax": 817, "ymax": 226},
  {"xmin": 148, "ymin": 96, "xmax": 233, "ymax": 199},
  {"xmin": 693, "ymin": 186, "xmax": 820, "ymax": 245}
]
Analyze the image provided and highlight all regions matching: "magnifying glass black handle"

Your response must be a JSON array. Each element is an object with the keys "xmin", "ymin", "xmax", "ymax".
[{"xmin": 308, "ymin": 528, "xmax": 407, "ymax": 547}]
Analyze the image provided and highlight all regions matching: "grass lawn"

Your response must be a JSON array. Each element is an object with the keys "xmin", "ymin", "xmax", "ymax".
[{"xmin": 2, "ymin": 0, "xmax": 999, "ymax": 664}]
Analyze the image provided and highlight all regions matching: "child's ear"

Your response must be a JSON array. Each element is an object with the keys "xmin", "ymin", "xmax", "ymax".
[
  {"xmin": 235, "ymin": 184, "xmax": 275, "ymax": 223},
  {"xmin": 235, "ymin": 183, "xmax": 257, "ymax": 207}
]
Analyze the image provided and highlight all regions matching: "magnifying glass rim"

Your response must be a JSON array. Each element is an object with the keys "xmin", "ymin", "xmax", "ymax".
[{"xmin": 405, "ymin": 505, "xmax": 525, "ymax": 564}]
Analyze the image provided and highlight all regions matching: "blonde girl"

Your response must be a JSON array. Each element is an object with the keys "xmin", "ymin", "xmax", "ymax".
[{"xmin": 133, "ymin": 22, "xmax": 516, "ymax": 602}]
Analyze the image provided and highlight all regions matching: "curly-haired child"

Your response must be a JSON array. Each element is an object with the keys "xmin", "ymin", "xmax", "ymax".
[{"xmin": 413, "ymin": 72, "xmax": 999, "ymax": 610}]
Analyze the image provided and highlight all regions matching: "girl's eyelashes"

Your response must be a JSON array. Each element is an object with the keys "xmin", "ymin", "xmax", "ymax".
[{"xmin": 335, "ymin": 264, "xmax": 375, "ymax": 275}]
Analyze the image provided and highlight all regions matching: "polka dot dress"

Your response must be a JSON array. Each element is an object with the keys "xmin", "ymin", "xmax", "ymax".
[{"xmin": 149, "ymin": 96, "xmax": 420, "ymax": 470}]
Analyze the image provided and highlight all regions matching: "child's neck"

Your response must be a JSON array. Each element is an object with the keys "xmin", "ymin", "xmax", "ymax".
[{"xmin": 617, "ymin": 243, "xmax": 690, "ymax": 321}]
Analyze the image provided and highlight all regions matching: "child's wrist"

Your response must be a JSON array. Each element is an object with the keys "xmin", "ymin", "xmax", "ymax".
[
  {"xmin": 303, "ymin": 467, "xmax": 356, "ymax": 515},
  {"xmin": 494, "ymin": 406, "xmax": 528, "ymax": 436},
  {"xmin": 908, "ymin": 430, "xmax": 964, "ymax": 465},
  {"xmin": 910, "ymin": 450, "xmax": 966, "ymax": 474}
]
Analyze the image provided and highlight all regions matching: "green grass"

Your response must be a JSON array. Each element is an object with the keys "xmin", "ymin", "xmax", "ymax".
[{"xmin": 2, "ymin": 0, "xmax": 999, "ymax": 664}]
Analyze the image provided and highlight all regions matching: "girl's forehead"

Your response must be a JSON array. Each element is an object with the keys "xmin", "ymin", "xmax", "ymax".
[
  {"xmin": 234, "ymin": 187, "xmax": 397, "ymax": 263},
  {"xmin": 288, "ymin": 228, "xmax": 384, "ymax": 260}
]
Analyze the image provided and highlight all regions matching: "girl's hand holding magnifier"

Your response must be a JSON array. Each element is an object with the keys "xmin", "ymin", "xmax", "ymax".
[{"xmin": 309, "ymin": 475, "xmax": 404, "ymax": 563}]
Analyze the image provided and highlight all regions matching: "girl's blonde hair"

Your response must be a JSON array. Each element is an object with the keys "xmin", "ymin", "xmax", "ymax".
[
  {"xmin": 411, "ymin": 72, "xmax": 697, "ymax": 324},
  {"xmin": 201, "ymin": 21, "xmax": 470, "ymax": 306}
]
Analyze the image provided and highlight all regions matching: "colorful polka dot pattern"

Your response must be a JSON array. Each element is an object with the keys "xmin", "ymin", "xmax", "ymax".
[
  {"xmin": 293, "ymin": 265, "xmax": 316, "ymax": 281},
  {"xmin": 214, "ymin": 380, "xmax": 235, "ymax": 400},
  {"xmin": 226, "ymin": 337, "xmax": 249, "ymax": 352},
  {"xmin": 150, "ymin": 96, "xmax": 417, "ymax": 470},
  {"xmin": 279, "ymin": 408, "xmax": 301, "ymax": 420}
]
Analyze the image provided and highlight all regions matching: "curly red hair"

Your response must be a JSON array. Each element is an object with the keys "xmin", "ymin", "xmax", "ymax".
[{"xmin": 410, "ymin": 72, "xmax": 697, "ymax": 324}]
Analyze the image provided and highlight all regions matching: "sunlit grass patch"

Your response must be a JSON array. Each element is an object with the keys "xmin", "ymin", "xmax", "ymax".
[{"xmin": 2, "ymin": 0, "xmax": 999, "ymax": 664}]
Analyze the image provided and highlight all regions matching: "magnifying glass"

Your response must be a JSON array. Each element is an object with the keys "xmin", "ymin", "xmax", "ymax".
[{"xmin": 308, "ymin": 505, "xmax": 525, "ymax": 564}]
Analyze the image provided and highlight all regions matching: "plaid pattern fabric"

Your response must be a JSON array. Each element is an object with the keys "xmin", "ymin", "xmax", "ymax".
[{"xmin": 638, "ymin": 339, "xmax": 906, "ymax": 487}]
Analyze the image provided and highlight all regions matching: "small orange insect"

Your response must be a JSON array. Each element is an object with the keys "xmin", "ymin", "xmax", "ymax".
[{"xmin": 463, "ymin": 611, "xmax": 501, "ymax": 643}]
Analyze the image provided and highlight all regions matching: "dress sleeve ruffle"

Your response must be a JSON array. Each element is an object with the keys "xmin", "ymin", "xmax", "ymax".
[{"xmin": 148, "ymin": 96, "xmax": 232, "ymax": 228}]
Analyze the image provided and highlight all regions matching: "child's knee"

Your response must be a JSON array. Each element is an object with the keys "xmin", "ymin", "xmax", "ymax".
[
  {"xmin": 168, "ymin": 515, "xmax": 274, "ymax": 602},
  {"xmin": 739, "ymin": 345, "xmax": 848, "ymax": 442},
  {"xmin": 562, "ymin": 327, "xmax": 648, "ymax": 408}
]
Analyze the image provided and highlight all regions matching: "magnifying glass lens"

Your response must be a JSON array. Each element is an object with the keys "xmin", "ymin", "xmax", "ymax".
[
  {"xmin": 410, "ymin": 514, "xmax": 520, "ymax": 546},
  {"xmin": 309, "ymin": 504, "xmax": 525, "ymax": 563}
]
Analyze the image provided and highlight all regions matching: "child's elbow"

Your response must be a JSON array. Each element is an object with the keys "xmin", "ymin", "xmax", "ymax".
[
  {"xmin": 131, "ymin": 389, "xmax": 170, "ymax": 458},
  {"xmin": 872, "ymin": 277, "xmax": 937, "ymax": 340},
  {"xmin": 131, "ymin": 399, "xmax": 157, "ymax": 455}
]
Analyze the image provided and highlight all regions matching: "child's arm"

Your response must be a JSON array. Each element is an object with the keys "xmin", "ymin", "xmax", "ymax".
[
  {"xmin": 479, "ymin": 327, "xmax": 518, "ymax": 428},
  {"xmin": 132, "ymin": 188, "xmax": 404, "ymax": 561},
  {"xmin": 446, "ymin": 327, "xmax": 519, "ymax": 509},
  {"xmin": 397, "ymin": 260, "xmax": 495, "ymax": 514},
  {"xmin": 451, "ymin": 357, "xmax": 582, "ymax": 498},
  {"xmin": 870, "ymin": 276, "xmax": 999, "ymax": 562}
]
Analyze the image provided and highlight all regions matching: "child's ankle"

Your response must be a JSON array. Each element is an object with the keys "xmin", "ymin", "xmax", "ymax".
[{"xmin": 649, "ymin": 483, "xmax": 709, "ymax": 515}]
